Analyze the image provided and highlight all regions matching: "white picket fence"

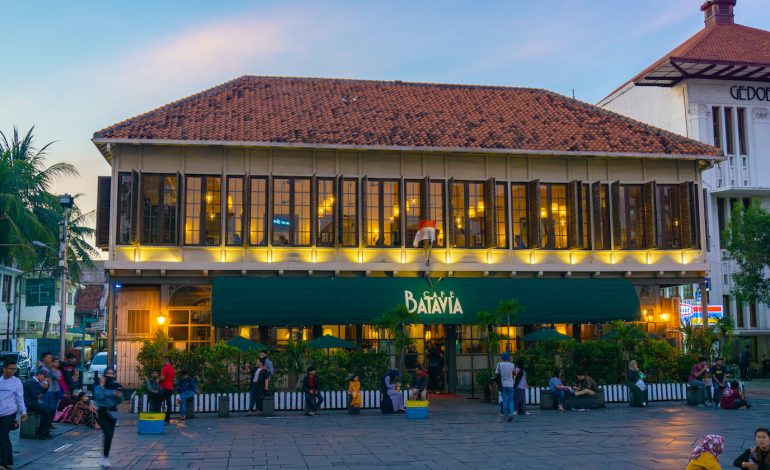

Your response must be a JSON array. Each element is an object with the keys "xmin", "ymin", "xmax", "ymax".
[
  {"xmin": 131, "ymin": 389, "xmax": 409, "ymax": 414},
  {"xmin": 131, "ymin": 382, "xmax": 687, "ymax": 413}
]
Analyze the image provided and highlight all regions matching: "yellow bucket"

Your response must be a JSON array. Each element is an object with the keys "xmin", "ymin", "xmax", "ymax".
[
  {"xmin": 406, "ymin": 400, "xmax": 429, "ymax": 408},
  {"xmin": 139, "ymin": 412, "xmax": 165, "ymax": 421}
]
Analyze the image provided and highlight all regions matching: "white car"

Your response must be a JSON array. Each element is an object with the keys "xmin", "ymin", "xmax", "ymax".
[{"xmin": 83, "ymin": 352, "xmax": 117, "ymax": 386}]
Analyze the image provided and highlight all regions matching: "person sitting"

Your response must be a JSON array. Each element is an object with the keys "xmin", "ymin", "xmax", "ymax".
[
  {"xmin": 627, "ymin": 360, "xmax": 648, "ymax": 407},
  {"xmin": 573, "ymin": 372, "xmax": 597, "ymax": 397},
  {"xmin": 688, "ymin": 356, "xmax": 712, "ymax": 406},
  {"xmin": 733, "ymin": 427, "xmax": 770, "ymax": 469},
  {"xmin": 347, "ymin": 374, "xmax": 362, "ymax": 409},
  {"xmin": 68, "ymin": 392, "xmax": 99, "ymax": 428},
  {"xmin": 302, "ymin": 366, "xmax": 323, "ymax": 416},
  {"xmin": 548, "ymin": 368, "xmax": 573, "ymax": 411},
  {"xmin": 24, "ymin": 369, "xmax": 53, "ymax": 439},
  {"xmin": 54, "ymin": 392, "xmax": 76, "ymax": 423},
  {"xmin": 686, "ymin": 434, "xmax": 724, "ymax": 470},
  {"xmin": 720, "ymin": 381, "xmax": 751, "ymax": 410},
  {"xmin": 146, "ymin": 371, "xmax": 162, "ymax": 413},
  {"xmin": 381, "ymin": 370, "xmax": 405, "ymax": 414},
  {"xmin": 410, "ymin": 365, "xmax": 427, "ymax": 400},
  {"xmin": 176, "ymin": 371, "xmax": 197, "ymax": 420}
]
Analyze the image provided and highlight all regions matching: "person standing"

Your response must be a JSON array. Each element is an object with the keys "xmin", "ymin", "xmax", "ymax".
[
  {"xmin": 94, "ymin": 368, "xmax": 123, "ymax": 469},
  {"xmin": 711, "ymin": 357, "xmax": 728, "ymax": 403},
  {"xmin": 62, "ymin": 353, "xmax": 79, "ymax": 394},
  {"xmin": 0, "ymin": 360, "xmax": 27, "ymax": 469},
  {"xmin": 248, "ymin": 359, "xmax": 269, "ymax": 416},
  {"xmin": 176, "ymin": 371, "xmax": 197, "ymax": 420},
  {"xmin": 513, "ymin": 359, "xmax": 528, "ymax": 416},
  {"xmin": 37, "ymin": 352, "xmax": 58, "ymax": 414},
  {"xmin": 145, "ymin": 371, "xmax": 162, "ymax": 413},
  {"xmin": 740, "ymin": 345, "xmax": 752, "ymax": 381},
  {"xmin": 495, "ymin": 352, "xmax": 515, "ymax": 421},
  {"xmin": 23, "ymin": 369, "xmax": 52, "ymax": 439},
  {"xmin": 733, "ymin": 427, "xmax": 770, "ymax": 469},
  {"xmin": 158, "ymin": 356, "xmax": 175, "ymax": 422}
]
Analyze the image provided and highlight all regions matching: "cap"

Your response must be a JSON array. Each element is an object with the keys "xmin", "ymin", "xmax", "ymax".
[{"xmin": 501, "ymin": 352, "xmax": 510, "ymax": 361}]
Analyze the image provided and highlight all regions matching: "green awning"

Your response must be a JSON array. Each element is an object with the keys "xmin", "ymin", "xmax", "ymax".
[{"xmin": 212, "ymin": 276, "xmax": 639, "ymax": 327}]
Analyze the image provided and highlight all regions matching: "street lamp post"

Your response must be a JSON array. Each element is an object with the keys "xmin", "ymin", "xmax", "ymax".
[
  {"xmin": 4, "ymin": 303, "xmax": 12, "ymax": 350},
  {"xmin": 58, "ymin": 194, "xmax": 74, "ymax": 358}
]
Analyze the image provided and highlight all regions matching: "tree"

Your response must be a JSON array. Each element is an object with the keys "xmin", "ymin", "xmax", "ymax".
[
  {"xmin": 373, "ymin": 305, "xmax": 418, "ymax": 370},
  {"xmin": 605, "ymin": 320, "xmax": 646, "ymax": 361},
  {"xmin": 713, "ymin": 315, "xmax": 735, "ymax": 360},
  {"xmin": 677, "ymin": 322, "xmax": 717, "ymax": 359},
  {"xmin": 722, "ymin": 200, "xmax": 770, "ymax": 305},
  {"xmin": 475, "ymin": 299, "xmax": 523, "ymax": 370}
]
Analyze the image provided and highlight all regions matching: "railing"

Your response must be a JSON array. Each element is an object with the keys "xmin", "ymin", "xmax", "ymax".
[{"xmin": 130, "ymin": 382, "xmax": 688, "ymax": 413}]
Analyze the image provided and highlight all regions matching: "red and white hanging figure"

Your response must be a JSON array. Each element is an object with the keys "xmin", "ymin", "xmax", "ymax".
[{"xmin": 413, "ymin": 219, "xmax": 437, "ymax": 265}]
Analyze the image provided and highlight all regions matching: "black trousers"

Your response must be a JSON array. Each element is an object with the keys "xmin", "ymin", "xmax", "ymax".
[
  {"xmin": 160, "ymin": 389, "xmax": 173, "ymax": 421},
  {"xmin": 0, "ymin": 413, "xmax": 15, "ymax": 467},
  {"xmin": 148, "ymin": 392, "xmax": 162, "ymax": 413},
  {"xmin": 97, "ymin": 407, "xmax": 117, "ymax": 458},
  {"xmin": 26, "ymin": 401, "xmax": 52, "ymax": 437}
]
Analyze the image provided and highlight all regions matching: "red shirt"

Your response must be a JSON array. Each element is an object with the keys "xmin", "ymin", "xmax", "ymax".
[
  {"xmin": 160, "ymin": 364, "xmax": 176, "ymax": 390},
  {"xmin": 720, "ymin": 388, "xmax": 742, "ymax": 409}
]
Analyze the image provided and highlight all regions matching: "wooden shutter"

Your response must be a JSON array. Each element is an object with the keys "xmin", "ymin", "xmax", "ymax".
[
  {"xmin": 679, "ymin": 181, "xmax": 695, "ymax": 248},
  {"xmin": 95, "ymin": 176, "xmax": 111, "ymax": 249},
  {"xmin": 447, "ymin": 178, "xmax": 455, "ymax": 248},
  {"xmin": 611, "ymin": 181, "xmax": 621, "ymax": 249},
  {"xmin": 130, "ymin": 171, "xmax": 140, "ymax": 244},
  {"xmin": 360, "ymin": 176, "xmax": 368, "ymax": 247},
  {"xmin": 526, "ymin": 179, "xmax": 540, "ymax": 249},
  {"xmin": 591, "ymin": 182, "xmax": 602, "ymax": 250},
  {"xmin": 643, "ymin": 181, "xmax": 657, "ymax": 249},
  {"xmin": 567, "ymin": 180, "xmax": 580, "ymax": 249},
  {"xmin": 484, "ymin": 178, "xmax": 497, "ymax": 248}
]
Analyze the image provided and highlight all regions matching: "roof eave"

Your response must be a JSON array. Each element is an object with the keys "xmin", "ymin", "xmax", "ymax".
[{"xmin": 91, "ymin": 137, "xmax": 723, "ymax": 163}]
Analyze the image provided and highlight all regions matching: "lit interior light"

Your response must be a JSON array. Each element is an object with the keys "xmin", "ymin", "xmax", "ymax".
[
  {"xmin": 659, "ymin": 313, "xmax": 670, "ymax": 322},
  {"xmin": 393, "ymin": 205, "xmax": 400, "ymax": 217},
  {"xmin": 205, "ymin": 193, "xmax": 213, "ymax": 203},
  {"xmin": 477, "ymin": 201, "xmax": 484, "ymax": 213},
  {"xmin": 156, "ymin": 315, "xmax": 167, "ymax": 326}
]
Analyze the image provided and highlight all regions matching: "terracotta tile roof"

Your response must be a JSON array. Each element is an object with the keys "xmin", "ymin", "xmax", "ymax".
[
  {"xmin": 607, "ymin": 23, "xmax": 770, "ymax": 95},
  {"xmin": 94, "ymin": 76, "xmax": 720, "ymax": 157},
  {"xmin": 75, "ymin": 284, "xmax": 103, "ymax": 315}
]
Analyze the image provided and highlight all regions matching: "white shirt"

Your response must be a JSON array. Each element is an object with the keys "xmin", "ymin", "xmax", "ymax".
[
  {"xmin": 495, "ymin": 361, "xmax": 515, "ymax": 388},
  {"xmin": 0, "ymin": 375, "xmax": 27, "ymax": 417}
]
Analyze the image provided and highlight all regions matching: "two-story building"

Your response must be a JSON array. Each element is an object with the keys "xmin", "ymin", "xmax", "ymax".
[
  {"xmin": 92, "ymin": 77, "xmax": 721, "ymax": 387},
  {"xmin": 599, "ymin": 0, "xmax": 770, "ymax": 357}
]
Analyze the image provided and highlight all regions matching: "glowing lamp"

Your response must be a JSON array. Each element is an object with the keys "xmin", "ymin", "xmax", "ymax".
[{"xmin": 156, "ymin": 315, "xmax": 167, "ymax": 326}]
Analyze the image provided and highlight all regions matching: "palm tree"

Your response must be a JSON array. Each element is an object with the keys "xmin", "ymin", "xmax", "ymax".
[
  {"xmin": 714, "ymin": 315, "xmax": 735, "ymax": 359},
  {"xmin": 374, "ymin": 305, "xmax": 418, "ymax": 370},
  {"xmin": 0, "ymin": 126, "xmax": 77, "ymax": 270},
  {"xmin": 475, "ymin": 299, "xmax": 523, "ymax": 370}
]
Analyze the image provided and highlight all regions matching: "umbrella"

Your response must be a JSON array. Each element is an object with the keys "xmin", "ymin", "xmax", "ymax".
[
  {"xmin": 226, "ymin": 336, "xmax": 269, "ymax": 352},
  {"xmin": 306, "ymin": 335, "xmax": 356, "ymax": 350},
  {"xmin": 520, "ymin": 329, "xmax": 575, "ymax": 342}
]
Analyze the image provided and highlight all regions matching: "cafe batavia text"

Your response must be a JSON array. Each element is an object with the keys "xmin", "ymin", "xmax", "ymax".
[
  {"xmin": 404, "ymin": 290, "xmax": 464, "ymax": 315},
  {"xmin": 730, "ymin": 85, "xmax": 770, "ymax": 102}
]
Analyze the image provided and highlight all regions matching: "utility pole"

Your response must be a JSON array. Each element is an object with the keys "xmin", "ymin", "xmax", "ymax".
[{"xmin": 58, "ymin": 194, "xmax": 74, "ymax": 358}]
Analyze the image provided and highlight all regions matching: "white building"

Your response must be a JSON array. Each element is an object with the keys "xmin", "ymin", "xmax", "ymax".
[{"xmin": 599, "ymin": 0, "xmax": 770, "ymax": 357}]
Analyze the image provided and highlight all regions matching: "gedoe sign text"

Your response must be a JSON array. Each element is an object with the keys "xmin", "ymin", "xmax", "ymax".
[{"xmin": 404, "ymin": 290, "xmax": 464, "ymax": 315}]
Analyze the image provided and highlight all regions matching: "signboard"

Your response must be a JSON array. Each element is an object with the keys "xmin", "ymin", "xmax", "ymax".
[
  {"xmin": 25, "ymin": 278, "xmax": 56, "ymax": 307},
  {"xmin": 680, "ymin": 304, "xmax": 723, "ymax": 326},
  {"xmin": 730, "ymin": 85, "xmax": 770, "ymax": 102}
]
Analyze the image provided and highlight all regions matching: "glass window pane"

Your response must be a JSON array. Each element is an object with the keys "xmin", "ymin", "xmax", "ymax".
[
  {"xmin": 724, "ymin": 107, "xmax": 735, "ymax": 155},
  {"xmin": 737, "ymin": 108, "xmax": 747, "ymax": 156},
  {"xmin": 511, "ymin": 184, "xmax": 527, "ymax": 248},
  {"xmin": 204, "ymin": 177, "xmax": 221, "ymax": 245},
  {"xmin": 342, "ymin": 179, "xmax": 358, "ymax": 247},
  {"xmin": 249, "ymin": 177, "xmax": 267, "ymax": 245},
  {"xmin": 117, "ymin": 173, "xmax": 133, "ymax": 245},
  {"xmin": 429, "ymin": 181, "xmax": 445, "ymax": 247},
  {"xmin": 405, "ymin": 181, "xmax": 421, "ymax": 246},
  {"xmin": 382, "ymin": 180, "xmax": 400, "ymax": 247},
  {"xmin": 451, "ymin": 182, "xmax": 466, "ymax": 247},
  {"xmin": 620, "ymin": 185, "xmax": 644, "ymax": 249},
  {"xmin": 468, "ymin": 183, "xmax": 485, "ymax": 247},
  {"xmin": 712, "ymin": 106, "xmax": 721, "ymax": 149},
  {"xmin": 317, "ymin": 179, "xmax": 335, "ymax": 246},
  {"xmin": 656, "ymin": 185, "xmax": 680, "ymax": 249},
  {"xmin": 496, "ymin": 182, "xmax": 507, "ymax": 248},
  {"xmin": 295, "ymin": 178, "xmax": 311, "ymax": 246},
  {"xmin": 366, "ymin": 181, "xmax": 381, "ymax": 247},
  {"xmin": 273, "ymin": 178, "xmax": 291, "ymax": 245},
  {"xmin": 185, "ymin": 177, "xmax": 201, "ymax": 245},
  {"xmin": 226, "ymin": 177, "xmax": 243, "ymax": 245},
  {"xmin": 142, "ymin": 175, "xmax": 160, "ymax": 244}
]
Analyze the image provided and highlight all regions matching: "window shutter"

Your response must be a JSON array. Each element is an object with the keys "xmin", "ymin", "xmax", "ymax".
[
  {"xmin": 447, "ymin": 178, "xmax": 455, "ymax": 247},
  {"xmin": 567, "ymin": 180, "xmax": 580, "ymax": 249},
  {"xmin": 484, "ymin": 178, "xmax": 497, "ymax": 248},
  {"xmin": 335, "ymin": 176, "xmax": 343, "ymax": 247},
  {"xmin": 130, "ymin": 171, "xmax": 140, "ymax": 244},
  {"xmin": 643, "ymin": 181, "xmax": 657, "ymax": 249},
  {"xmin": 611, "ymin": 181, "xmax": 621, "ymax": 249},
  {"xmin": 95, "ymin": 176, "xmax": 111, "ymax": 249},
  {"xmin": 591, "ymin": 182, "xmax": 602, "ymax": 249},
  {"xmin": 679, "ymin": 181, "xmax": 695, "ymax": 248},
  {"xmin": 701, "ymin": 186, "xmax": 708, "ymax": 251},
  {"xmin": 526, "ymin": 179, "xmax": 540, "ymax": 249},
  {"xmin": 360, "ymin": 176, "xmax": 368, "ymax": 247}
]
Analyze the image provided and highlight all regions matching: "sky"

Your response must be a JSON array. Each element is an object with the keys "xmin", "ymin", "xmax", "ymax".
[{"xmin": 2, "ymin": 0, "xmax": 770, "ymax": 221}]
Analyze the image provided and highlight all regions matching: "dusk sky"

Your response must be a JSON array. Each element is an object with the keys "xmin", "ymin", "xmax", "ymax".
[{"xmin": 3, "ymin": 0, "xmax": 769, "ymax": 219}]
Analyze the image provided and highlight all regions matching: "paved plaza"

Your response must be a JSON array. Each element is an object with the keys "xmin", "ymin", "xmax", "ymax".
[{"xmin": 9, "ymin": 384, "xmax": 770, "ymax": 470}]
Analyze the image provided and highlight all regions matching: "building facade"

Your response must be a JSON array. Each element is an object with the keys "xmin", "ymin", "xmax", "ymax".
[
  {"xmin": 599, "ymin": 0, "xmax": 770, "ymax": 356},
  {"xmin": 92, "ymin": 77, "xmax": 720, "ymax": 387}
]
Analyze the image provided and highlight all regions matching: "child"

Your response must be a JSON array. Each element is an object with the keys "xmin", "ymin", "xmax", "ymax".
[
  {"xmin": 348, "ymin": 374, "xmax": 362, "ymax": 409},
  {"xmin": 704, "ymin": 371, "xmax": 714, "ymax": 405},
  {"xmin": 410, "ymin": 365, "xmax": 427, "ymax": 400}
]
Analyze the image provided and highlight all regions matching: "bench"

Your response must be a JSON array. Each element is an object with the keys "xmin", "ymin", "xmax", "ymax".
[
  {"xmin": 565, "ymin": 389, "xmax": 605, "ymax": 409},
  {"xmin": 20, "ymin": 412, "xmax": 40, "ymax": 439},
  {"xmin": 686, "ymin": 385, "xmax": 702, "ymax": 406},
  {"xmin": 540, "ymin": 390, "xmax": 556, "ymax": 410},
  {"xmin": 184, "ymin": 397, "xmax": 195, "ymax": 419}
]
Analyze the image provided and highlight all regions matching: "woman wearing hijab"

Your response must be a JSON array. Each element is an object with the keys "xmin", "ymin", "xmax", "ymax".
[
  {"xmin": 686, "ymin": 434, "xmax": 725, "ymax": 470},
  {"xmin": 383, "ymin": 370, "xmax": 405, "ymax": 413},
  {"xmin": 734, "ymin": 428, "xmax": 770, "ymax": 469},
  {"xmin": 94, "ymin": 368, "xmax": 123, "ymax": 469}
]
